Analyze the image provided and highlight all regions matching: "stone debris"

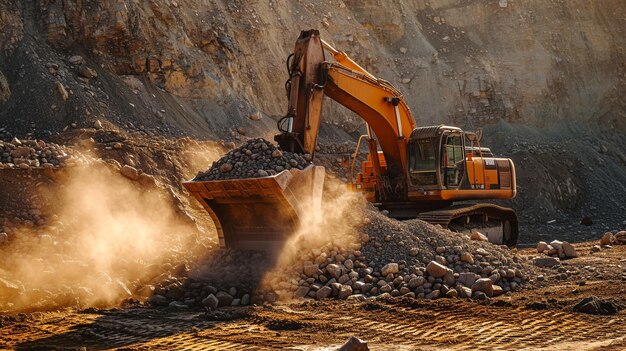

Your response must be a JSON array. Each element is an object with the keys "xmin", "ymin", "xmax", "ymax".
[
  {"xmin": 600, "ymin": 231, "xmax": 626, "ymax": 246},
  {"xmin": 533, "ymin": 257, "xmax": 560, "ymax": 268},
  {"xmin": 0, "ymin": 138, "xmax": 72, "ymax": 169},
  {"xmin": 536, "ymin": 240, "xmax": 577, "ymax": 259},
  {"xmin": 283, "ymin": 205, "xmax": 531, "ymax": 303},
  {"xmin": 193, "ymin": 138, "xmax": 311, "ymax": 181}
]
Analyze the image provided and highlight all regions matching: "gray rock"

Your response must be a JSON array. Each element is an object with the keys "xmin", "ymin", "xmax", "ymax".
[
  {"xmin": 241, "ymin": 294, "xmax": 250, "ymax": 305},
  {"xmin": 325, "ymin": 263, "xmax": 343, "ymax": 279},
  {"xmin": 295, "ymin": 286, "xmax": 309, "ymax": 298},
  {"xmin": 537, "ymin": 241, "xmax": 550, "ymax": 253},
  {"xmin": 201, "ymin": 294, "xmax": 219, "ymax": 309},
  {"xmin": 425, "ymin": 290, "xmax": 440, "ymax": 299},
  {"xmin": 339, "ymin": 284, "xmax": 353, "ymax": 299},
  {"xmin": 458, "ymin": 272, "xmax": 477, "ymax": 287},
  {"xmin": 216, "ymin": 291, "xmax": 234, "ymax": 306},
  {"xmin": 148, "ymin": 294, "xmax": 168, "ymax": 306},
  {"xmin": 459, "ymin": 287, "xmax": 472, "ymax": 298},
  {"xmin": 316, "ymin": 286, "xmax": 332, "ymax": 300},
  {"xmin": 533, "ymin": 257, "xmax": 560, "ymax": 267}
]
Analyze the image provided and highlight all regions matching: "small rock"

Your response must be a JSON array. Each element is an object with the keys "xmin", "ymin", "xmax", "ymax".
[
  {"xmin": 94, "ymin": 120, "xmax": 103, "ymax": 129},
  {"xmin": 600, "ymin": 232, "xmax": 614, "ymax": 246},
  {"xmin": 562, "ymin": 241, "xmax": 577, "ymax": 258},
  {"xmin": 69, "ymin": 55, "xmax": 84, "ymax": 65},
  {"xmin": 573, "ymin": 296, "xmax": 618, "ymax": 315},
  {"xmin": 458, "ymin": 272, "xmax": 477, "ymax": 287},
  {"xmin": 79, "ymin": 66, "xmax": 98, "ymax": 79},
  {"xmin": 591, "ymin": 245, "xmax": 601, "ymax": 253},
  {"xmin": 537, "ymin": 241, "xmax": 549, "ymax": 253},
  {"xmin": 470, "ymin": 229, "xmax": 489, "ymax": 242},
  {"xmin": 219, "ymin": 163, "xmax": 233, "ymax": 173},
  {"xmin": 426, "ymin": 261, "xmax": 451, "ymax": 278},
  {"xmin": 461, "ymin": 252, "xmax": 474, "ymax": 264},
  {"xmin": 272, "ymin": 150, "xmax": 283, "ymax": 158},
  {"xmin": 316, "ymin": 286, "xmax": 332, "ymax": 300},
  {"xmin": 201, "ymin": 294, "xmax": 219, "ymax": 309},
  {"xmin": 56, "ymin": 81, "xmax": 69, "ymax": 101},
  {"xmin": 471, "ymin": 278, "xmax": 494, "ymax": 297},
  {"xmin": 294, "ymin": 286, "xmax": 309, "ymax": 298},
  {"xmin": 338, "ymin": 336, "xmax": 369, "ymax": 351},
  {"xmin": 120, "ymin": 165, "xmax": 140, "ymax": 180},
  {"xmin": 339, "ymin": 285, "xmax": 353, "ymax": 299},
  {"xmin": 533, "ymin": 257, "xmax": 560, "ymax": 268},
  {"xmin": 215, "ymin": 291, "xmax": 234, "ymax": 306},
  {"xmin": 249, "ymin": 112, "xmax": 262, "ymax": 121},
  {"xmin": 409, "ymin": 247, "xmax": 419, "ymax": 256},
  {"xmin": 381, "ymin": 263, "xmax": 399, "ymax": 276},
  {"xmin": 303, "ymin": 263, "xmax": 319, "ymax": 277},
  {"xmin": 326, "ymin": 263, "xmax": 342, "ymax": 279}
]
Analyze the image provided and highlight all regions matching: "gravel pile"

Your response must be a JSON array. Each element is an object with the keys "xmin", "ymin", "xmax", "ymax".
[
  {"xmin": 0, "ymin": 138, "xmax": 72, "ymax": 169},
  {"xmin": 149, "ymin": 249, "xmax": 273, "ymax": 309},
  {"xmin": 152, "ymin": 203, "xmax": 535, "ymax": 310},
  {"xmin": 193, "ymin": 138, "xmax": 311, "ymax": 181},
  {"xmin": 283, "ymin": 205, "xmax": 534, "ymax": 302}
]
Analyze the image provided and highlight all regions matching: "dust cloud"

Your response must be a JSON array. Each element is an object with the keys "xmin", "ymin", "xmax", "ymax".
[
  {"xmin": 260, "ymin": 176, "xmax": 366, "ymax": 298},
  {"xmin": 0, "ymin": 159, "xmax": 204, "ymax": 312}
]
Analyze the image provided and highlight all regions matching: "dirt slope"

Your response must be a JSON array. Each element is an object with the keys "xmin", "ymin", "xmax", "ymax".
[{"xmin": 0, "ymin": 2, "xmax": 624, "ymax": 233}]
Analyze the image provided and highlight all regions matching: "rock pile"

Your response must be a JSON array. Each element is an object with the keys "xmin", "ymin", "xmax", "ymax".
[
  {"xmin": 600, "ymin": 231, "xmax": 626, "ymax": 246},
  {"xmin": 256, "ymin": 205, "xmax": 533, "ymax": 303},
  {"xmin": 534, "ymin": 240, "xmax": 577, "ymax": 267},
  {"xmin": 149, "ymin": 249, "xmax": 273, "ymax": 309},
  {"xmin": 193, "ymin": 138, "xmax": 311, "ymax": 181},
  {"xmin": 0, "ymin": 138, "xmax": 72, "ymax": 169}
]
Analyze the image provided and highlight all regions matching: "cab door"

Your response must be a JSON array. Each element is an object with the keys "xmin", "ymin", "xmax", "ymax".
[{"xmin": 441, "ymin": 134, "xmax": 465, "ymax": 189}]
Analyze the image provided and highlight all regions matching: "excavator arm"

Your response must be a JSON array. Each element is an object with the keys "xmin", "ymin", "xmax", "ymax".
[{"xmin": 275, "ymin": 29, "xmax": 416, "ymax": 199}]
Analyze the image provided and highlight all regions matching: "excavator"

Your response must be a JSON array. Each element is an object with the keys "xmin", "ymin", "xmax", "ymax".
[{"xmin": 184, "ymin": 30, "xmax": 518, "ymax": 251}]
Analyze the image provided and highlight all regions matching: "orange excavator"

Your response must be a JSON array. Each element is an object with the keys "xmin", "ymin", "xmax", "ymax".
[{"xmin": 184, "ymin": 30, "xmax": 518, "ymax": 251}]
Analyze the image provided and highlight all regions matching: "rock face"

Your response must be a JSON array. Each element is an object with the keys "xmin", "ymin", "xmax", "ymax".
[{"xmin": 193, "ymin": 139, "xmax": 310, "ymax": 181}]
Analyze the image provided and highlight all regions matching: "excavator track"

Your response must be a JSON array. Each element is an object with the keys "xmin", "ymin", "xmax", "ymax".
[{"xmin": 416, "ymin": 203, "xmax": 519, "ymax": 246}]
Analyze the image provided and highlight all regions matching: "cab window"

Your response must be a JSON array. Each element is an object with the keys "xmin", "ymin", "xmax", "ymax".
[{"xmin": 408, "ymin": 138, "xmax": 437, "ymax": 186}]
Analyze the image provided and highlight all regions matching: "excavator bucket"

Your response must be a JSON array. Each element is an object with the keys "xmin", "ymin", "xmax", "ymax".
[{"xmin": 183, "ymin": 165, "xmax": 325, "ymax": 251}]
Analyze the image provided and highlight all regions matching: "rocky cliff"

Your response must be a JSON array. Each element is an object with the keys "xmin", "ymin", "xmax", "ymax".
[{"xmin": 0, "ymin": 0, "xmax": 624, "ymax": 239}]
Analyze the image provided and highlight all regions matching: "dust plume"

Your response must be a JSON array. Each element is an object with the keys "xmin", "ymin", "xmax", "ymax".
[
  {"xmin": 260, "ymin": 176, "xmax": 366, "ymax": 298},
  {"xmin": 0, "ymin": 159, "xmax": 204, "ymax": 312}
]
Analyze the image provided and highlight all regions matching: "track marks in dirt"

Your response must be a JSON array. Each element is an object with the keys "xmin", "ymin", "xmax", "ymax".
[{"xmin": 2, "ymin": 300, "xmax": 625, "ymax": 350}]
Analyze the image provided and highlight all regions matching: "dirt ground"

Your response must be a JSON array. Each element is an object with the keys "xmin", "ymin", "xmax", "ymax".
[{"xmin": 1, "ymin": 243, "xmax": 624, "ymax": 351}]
